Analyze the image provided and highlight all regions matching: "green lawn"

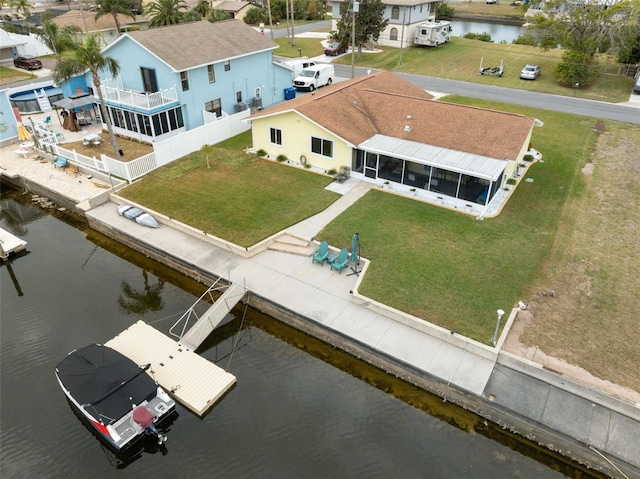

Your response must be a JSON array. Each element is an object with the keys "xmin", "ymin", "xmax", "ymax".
[
  {"xmin": 120, "ymin": 102, "xmax": 601, "ymax": 343},
  {"xmin": 120, "ymin": 133, "xmax": 340, "ymax": 247},
  {"xmin": 319, "ymin": 99, "xmax": 598, "ymax": 341},
  {"xmin": 275, "ymin": 36, "xmax": 633, "ymax": 103}
]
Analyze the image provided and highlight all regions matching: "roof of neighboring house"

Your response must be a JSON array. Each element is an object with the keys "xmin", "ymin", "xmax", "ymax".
[
  {"xmin": 121, "ymin": 20, "xmax": 278, "ymax": 72},
  {"xmin": 332, "ymin": 0, "xmax": 438, "ymax": 6},
  {"xmin": 213, "ymin": 1, "xmax": 251, "ymax": 12},
  {"xmin": 52, "ymin": 9, "xmax": 147, "ymax": 33},
  {"xmin": 0, "ymin": 29, "xmax": 27, "ymax": 48},
  {"xmin": 250, "ymin": 71, "xmax": 535, "ymax": 161}
]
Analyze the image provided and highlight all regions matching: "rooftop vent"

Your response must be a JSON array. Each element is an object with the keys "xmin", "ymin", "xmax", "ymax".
[{"xmin": 404, "ymin": 125, "xmax": 411, "ymax": 132}]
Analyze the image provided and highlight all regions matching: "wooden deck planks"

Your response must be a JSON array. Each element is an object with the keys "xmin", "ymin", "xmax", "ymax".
[{"xmin": 106, "ymin": 320, "xmax": 236, "ymax": 416}]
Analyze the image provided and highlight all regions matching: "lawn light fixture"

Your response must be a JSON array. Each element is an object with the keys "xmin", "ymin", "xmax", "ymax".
[{"xmin": 491, "ymin": 309, "xmax": 505, "ymax": 347}]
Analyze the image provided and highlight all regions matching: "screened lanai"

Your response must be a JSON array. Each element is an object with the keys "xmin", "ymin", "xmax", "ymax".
[{"xmin": 352, "ymin": 135, "xmax": 509, "ymax": 205}]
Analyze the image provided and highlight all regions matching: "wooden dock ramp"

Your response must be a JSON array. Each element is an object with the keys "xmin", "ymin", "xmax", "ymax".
[
  {"xmin": 170, "ymin": 278, "xmax": 247, "ymax": 351},
  {"xmin": 106, "ymin": 320, "xmax": 236, "ymax": 416}
]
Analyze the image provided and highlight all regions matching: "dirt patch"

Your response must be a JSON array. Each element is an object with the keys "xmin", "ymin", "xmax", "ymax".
[{"xmin": 503, "ymin": 124, "xmax": 640, "ymax": 401}]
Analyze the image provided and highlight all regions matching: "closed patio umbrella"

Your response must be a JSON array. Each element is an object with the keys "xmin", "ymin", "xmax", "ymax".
[
  {"xmin": 348, "ymin": 233, "xmax": 361, "ymax": 276},
  {"xmin": 350, "ymin": 233, "xmax": 359, "ymax": 263},
  {"xmin": 17, "ymin": 122, "xmax": 30, "ymax": 141}
]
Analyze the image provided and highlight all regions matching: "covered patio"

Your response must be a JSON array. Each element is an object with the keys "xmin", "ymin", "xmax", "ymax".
[{"xmin": 352, "ymin": 135, "xmax": 510, "ymax": 212}]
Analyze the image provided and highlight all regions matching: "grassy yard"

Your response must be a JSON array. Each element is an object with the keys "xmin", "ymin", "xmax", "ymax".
[
  {"xmin": 0, "ymin": 66, "xmax": 34, "ymax": 86},
  {"xmin": 320, "ymin": 99, "xmax": 598, "ymax": 343},
  {"xmin": 275, "ymin": 36, "xmax": 633, "ymax": 103},
  {"xmin": 120, "ymin": 132, "xmax": 340, "ymax": 246}
]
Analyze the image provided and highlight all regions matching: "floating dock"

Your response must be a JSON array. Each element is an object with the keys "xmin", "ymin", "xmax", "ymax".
[
  {"xmin": 0, "ymin": 227, "xmax": 27, "ymax": 261},
  {"xmin": 106, "ymin": 320, "xmax": 236, "ymax": 416}
]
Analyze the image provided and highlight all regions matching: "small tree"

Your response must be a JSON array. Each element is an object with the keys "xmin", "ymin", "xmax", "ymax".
[
  {"xmin": 35, "ymin": 15, "xmax": 78, "ymax": 62},
  {"xmin": 94, "ymin": 0, "xmax": 137, "ymax": 35},
  {"xmin": 145, "ymin": 0, "xmax": 188, "ymax": 27},
  {"xmin": 332, "ymin": 0, "xmax": 387, "ymax": 59},
  {"xmin": 555, "ymin": 50, "xmax": 598, "ymax": 87}
]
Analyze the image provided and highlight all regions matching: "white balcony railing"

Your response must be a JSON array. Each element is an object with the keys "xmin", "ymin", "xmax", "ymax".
[{"xmin": 99, "ymin": 78, "xmax": 179, "ymax": 111}]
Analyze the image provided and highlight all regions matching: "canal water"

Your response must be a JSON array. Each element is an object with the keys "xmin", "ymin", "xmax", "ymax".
[
  {"xmin": 451, "ymin": 19, "xmax": 523, "ymax": 44},
  {"xmin": 0, "ymin": 190, "xmax": 581, "ymax": 478}
]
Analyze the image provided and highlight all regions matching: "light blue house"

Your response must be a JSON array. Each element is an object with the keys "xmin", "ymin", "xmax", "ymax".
[
  {"xmin": 330, "ymin": 0, "xmax": 438, "ymax": 48},
  {"xmin": 91, "ymin": 19, "xmax": 292, "ymax": 142}
]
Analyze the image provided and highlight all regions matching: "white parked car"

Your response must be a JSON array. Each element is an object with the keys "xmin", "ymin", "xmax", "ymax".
[{"xmin": 520, "ymin": 64, "xmax": 541, "ymax": 80}]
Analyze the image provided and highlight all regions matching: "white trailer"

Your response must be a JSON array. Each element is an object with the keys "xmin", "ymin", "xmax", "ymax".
[{"xmin": 414, "ymin": 21, "xmax": 452, "ymax": 47}]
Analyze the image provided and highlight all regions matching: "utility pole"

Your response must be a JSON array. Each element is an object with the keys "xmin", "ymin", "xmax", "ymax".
[{"xmin": 351, "ymin": 0, "xmax": 359, "ymax": 79}]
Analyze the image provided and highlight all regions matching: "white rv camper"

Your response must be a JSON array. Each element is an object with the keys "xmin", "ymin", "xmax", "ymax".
[{"xmin": 414, "ymin": 21, "xmax": 452, "ymax": 47}]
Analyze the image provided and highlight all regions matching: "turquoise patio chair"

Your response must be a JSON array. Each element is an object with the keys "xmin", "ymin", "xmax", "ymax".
[
  {"xmin": 53, "ymin": 156, "xmax": 67, "ymax": 169},
  {"xmin": 330, "ymin": 248, "xmax": 349, "ymax": 273},
  {"xmin": 311, "ymin": 241, "xmax": 329, "ymax": 265}
]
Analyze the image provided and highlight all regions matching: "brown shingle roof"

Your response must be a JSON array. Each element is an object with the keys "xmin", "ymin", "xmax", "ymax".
[
  {"xmin": 125, "ymin": 20, "xmax": 278, "ymax": 71},
  {"xmin": 52, "ymin": 9, "xmax": 146, "ymax": 33},
  {"xmin": 250, "ymin": 71, "xmax": 535, "ymax": 159}
]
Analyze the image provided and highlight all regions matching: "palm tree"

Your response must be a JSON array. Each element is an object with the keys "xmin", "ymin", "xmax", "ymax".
[
  {"xmin": 145, "ymin": 0, "xmax": 188, "ymax": 27},
  {"xmin": 53, "ymin": 34, "xmax": 122, "ymax": 161},
  {"xmin": 193, "ymin": 0, "xmax": 210, "ymax": 18},
  {"xmin": 94, "ymin": 0, "xmax": 136, "ymax": 35},
  {"xmin": 36, "ymin": 16, "xmax": 77, "ymax": 63},
  {"xmin": 11, "ymin": 0, "xmax": 31, "ymax": 18}
]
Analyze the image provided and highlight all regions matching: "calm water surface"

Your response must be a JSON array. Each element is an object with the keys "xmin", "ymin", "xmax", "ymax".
[
  {"xmin": 452, "ymin": 20, "xmax": 523, "ymax": 44},
  {"xmin": 0, "ymin": 192, "xmax": 570, "ymax": 478}
]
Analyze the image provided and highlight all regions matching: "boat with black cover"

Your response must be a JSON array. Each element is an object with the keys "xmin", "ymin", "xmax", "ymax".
[{"xmin": 55, "ymin": 344, "xmax": 175, "ymax": 451}]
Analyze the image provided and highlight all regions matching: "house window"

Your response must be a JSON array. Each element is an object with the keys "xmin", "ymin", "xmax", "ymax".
[
  {"xmin": 205, "ymin": 98, "xmax": 222, "ymax": 117},
  {"xmin": 391, "ymin": 6, "xmax": 400, "ymax": 19},
  {"xmin": 224, "ymin": 60, "xmax": 231, "ymax": 71},
  {"xmin": 390, "ymin": 28, "xmax": 398, "ymax": 41},
  {"xmin": 180, "ymin": 71, "xmax": 189, "ymax": 91},
  {"xmin": 208, "ymin": 64, "xmax": 215, "ymax": 83},
  {"xmin": 270, "ymin": 127, "xmax": 282, "ymax": 145},
  {"xmin": 140, "ymin": 67, "xmax": 158, "ymax": 93},
  {"xmin": 311, "ymin": 136, "xmax": 333, "ymax": 158}
]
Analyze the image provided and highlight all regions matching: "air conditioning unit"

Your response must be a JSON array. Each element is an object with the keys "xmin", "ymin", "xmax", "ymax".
[
  {"xmin": 251, "ymin": 97, "xmax": 262, "ymax": 109},
  {"xmin": 234, "ymin": 102, "xmax": 247, "ymax": 112}
]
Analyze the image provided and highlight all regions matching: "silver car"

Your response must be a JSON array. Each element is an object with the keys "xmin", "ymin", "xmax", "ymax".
[{"xmin": 520, "ymin": 64, "xmax": 541, "ymax": 80}]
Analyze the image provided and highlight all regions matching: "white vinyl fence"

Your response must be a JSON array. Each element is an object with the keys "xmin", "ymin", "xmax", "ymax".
[{"xmin": 35, "ymin": 109, "xmax": 251, "ymax": 182}]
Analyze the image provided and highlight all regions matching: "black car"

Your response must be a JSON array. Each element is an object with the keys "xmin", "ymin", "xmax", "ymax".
[
  {"xmin": 324, "ymin": 42, "xmax": 348, "ymax": 56},
  {"xmin": 14, "ymin": 55, "xmax": 42, "ymax": 70}
]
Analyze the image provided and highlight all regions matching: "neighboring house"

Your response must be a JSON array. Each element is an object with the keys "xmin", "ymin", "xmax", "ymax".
[
  {"xmin": 330, "ymin": 0, "xmax": 439, "ymax": 48},
  {"xmin": 0, "ymin": 29, "xmax": 52, "ymax": 62},
  {"xmin": 212, "ymin": 1, "xmax": 253, "ymax": 21},
  {"xmin": 89, "ymin": 20, "xmax": 292, "ymax": 142},
  {"xmin": 248, "ymin": 71, "xmax": 536, "ymax": 209},
  {"xmin": 52, "ymin": 8, "xmax": 149, "ymax": 45}
]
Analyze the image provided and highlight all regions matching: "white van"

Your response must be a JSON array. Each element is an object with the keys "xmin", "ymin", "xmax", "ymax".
[
  {"xmin": 281, "ymin": 58, "xmax": 317, "ymax": 78},
  {"xmin": 293, "ymin": 64, "xmax": 335, "ymax": 91}
]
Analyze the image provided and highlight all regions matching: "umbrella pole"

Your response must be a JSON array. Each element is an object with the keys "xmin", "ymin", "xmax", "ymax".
[{"xmin": 348, "ymin": 233, "xmax": 361, "ymax": 276}]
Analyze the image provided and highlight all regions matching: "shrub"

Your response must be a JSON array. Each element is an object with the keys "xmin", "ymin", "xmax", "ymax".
[
  {"xmin": 523, "ymin": 154, "xmax": 534, "ymax": 162},
  {"xmin": 506, "ymin": 178, "xmax": 517, "ymax": 185},
  {"xmin": 328, "ymin": 168, "xmax": 337, "ymax": 175},
  {"xmin": 256, "ymin": 149, "xmax": 267, "ymax": 157},
  {"xmin": 435, "ymin": 2, "xmax": 455, "ymax": 17},
  {"xmin": 555, "ymin": 50, "xmax": 598, "ymax": 87},
  {"xmin": 276, "ymin": 154, "xmax": 288, "ymax": 162},
  {"xmin": 463, "ymin": 32, "xmax": 492, "ymax": 43}
]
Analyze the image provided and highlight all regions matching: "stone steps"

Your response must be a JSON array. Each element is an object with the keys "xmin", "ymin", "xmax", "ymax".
[{"xmin": 268, "ymin": 233, "xmax": 315, "ymax": 256}]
